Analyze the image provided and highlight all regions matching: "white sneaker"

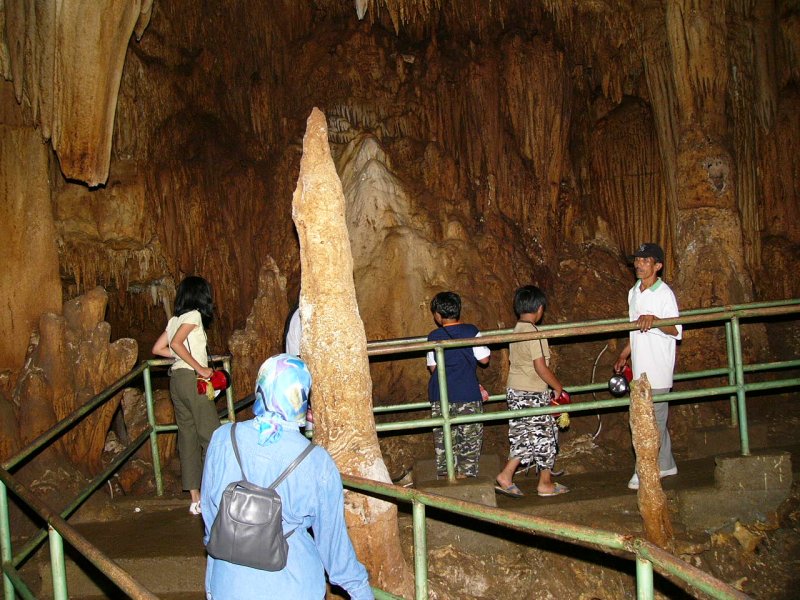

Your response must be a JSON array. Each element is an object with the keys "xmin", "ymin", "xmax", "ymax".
[
  {"xmin": 660, "ymin": 466, "xmax": 678, "ymax": 478},
  {"xmin": 628, "ymin": 467, "xmax": 679, "ymax": 490},
  {"xmin": 189, "ymin": 501, "xmax": 202, "ymax": 515}
]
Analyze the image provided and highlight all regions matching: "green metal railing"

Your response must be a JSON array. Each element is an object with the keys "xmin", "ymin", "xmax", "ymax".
[
  {"xmin": 368, "ymin": 299, "xmax": 800, "ymax": 480},
  {"xmin": 342, "ymin": 475, "xmax": 750, "ymax": 600},
  {"xmin": 0, "ymin": 356, "xmax": 236, "ymax": 600},
  {"xmin": 2, "ymin": 299, "xmax": 796, "ymax": 599}
]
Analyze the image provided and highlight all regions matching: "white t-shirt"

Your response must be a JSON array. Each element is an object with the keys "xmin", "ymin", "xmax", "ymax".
[
  {"xmin": 285, "ymin": 308, "xmax": 301, "ymax": 356},
  {"xmin": 628, "ymin": 278, "xmax": 682, "ymax": 389},
  {"xmin": 166, "ymin": 310, "xmax": 208, "ymax": 371}
]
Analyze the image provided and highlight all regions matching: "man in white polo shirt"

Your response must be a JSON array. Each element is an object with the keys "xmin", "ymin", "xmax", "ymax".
[{"xmin": 614, "ymin": 243, "xmax": 682, "ymax": 490}]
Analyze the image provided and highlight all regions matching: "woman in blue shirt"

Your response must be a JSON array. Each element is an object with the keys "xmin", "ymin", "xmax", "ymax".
[{"xmin": 201, "ymin": 354, "xmax": 374, "ymax": 599}]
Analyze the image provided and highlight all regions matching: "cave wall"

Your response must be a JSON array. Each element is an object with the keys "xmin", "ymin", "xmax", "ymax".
[{"xmin": 1, "ymin": 0, "xmax": 798, "ymax": 468}]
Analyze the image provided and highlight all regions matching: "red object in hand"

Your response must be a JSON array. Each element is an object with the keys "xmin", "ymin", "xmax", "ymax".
[
  {"xmin": 197, "ymin": 369, "xmax": 231, "ymax": 396},
  {"xmin": 550, "ymin": 390, "xmax": 571, "ymax": 417},
  {"xmin": 622, "ymin": 364, "xmax": 633, "ymax": 382}
]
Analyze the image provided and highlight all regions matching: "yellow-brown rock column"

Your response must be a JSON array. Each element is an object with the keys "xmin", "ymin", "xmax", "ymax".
[{"xmin": 292, "ymin": 107, "xmax": 413, "ymax": 598}]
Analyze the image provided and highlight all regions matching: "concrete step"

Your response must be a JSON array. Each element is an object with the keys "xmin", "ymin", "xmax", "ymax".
[{"xmin": 38, "ymin": 498, "xmax": 206, "ymax": 599}]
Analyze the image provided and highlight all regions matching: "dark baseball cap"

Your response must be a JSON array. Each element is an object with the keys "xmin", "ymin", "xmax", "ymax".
[{"xmin": 629, "ymin": 243, "xmax": 664, "ymax": 263}]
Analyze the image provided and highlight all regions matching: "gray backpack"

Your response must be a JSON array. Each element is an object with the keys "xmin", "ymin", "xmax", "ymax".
[{"xmin": 206, "ymin": 423, "xmax": 315, "ymax": 571}]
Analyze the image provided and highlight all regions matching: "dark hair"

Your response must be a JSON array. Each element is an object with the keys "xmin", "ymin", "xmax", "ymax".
[
  {"xmin": 175, "ymin": 276, "xmax": 214, "ymax": 328},
  {"xmin": 430, "ymin": 291, "xmax": 461, "ymax": 320},
  {"xmin": 514, "ymin": 285, "xmax": 547, "ymax": 317}
]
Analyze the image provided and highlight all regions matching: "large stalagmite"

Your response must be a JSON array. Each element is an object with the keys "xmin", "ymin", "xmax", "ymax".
[
  {"xmin": 292, "ymin": 108, "xmax": 413, "ymax": 598},
  {"xmin": 630, "ymin": 375, "xmax": 673, "ymax": 550}
]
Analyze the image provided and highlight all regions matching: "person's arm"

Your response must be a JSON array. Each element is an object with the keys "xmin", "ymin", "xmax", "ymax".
[
  {"xmin": 313, "ymin": 459, "xmax": 375, "ymax": 600},
  {"xmin": 152, "ymin": 331, "xmax": 172, "ymax": 358},
  {"xmin": 533, "ymin": 357, "xmax": 563, "ymax": 397},
  {"xmin": 426, "ymin": 348, "xmax": 436, "ymax": 374},
  {"xmin": 635, "ymin": 314, "xmax": 679, "ymax": 336},
  {"xmin": 473, "ymin": 332, "xmax": 490, "ymax": 366},
  {"xmin": 171, "ymin": 323, "xmax": 213, "ymax": 378},
  {"xmin": 200, "ymin": 427, "xmax": 227, "ymax": 543},
  {"xmin": 614, "ymin": 340, "xmax": 632, "ymax": 373}
]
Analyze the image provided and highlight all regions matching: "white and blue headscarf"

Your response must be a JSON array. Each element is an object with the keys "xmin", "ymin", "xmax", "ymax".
[{"xmin": 252, "ymin": 354, "xmax": 311, "ymax": 445}]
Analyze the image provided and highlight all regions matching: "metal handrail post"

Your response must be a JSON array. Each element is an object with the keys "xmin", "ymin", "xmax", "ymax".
[
  {"xmin": 142, "ymin": 365, "xmax": 164, "ymax": 496},
  {"xmin": 47, "ymin": 526, "xmax": 68, "ymax": 600},
  {"xmin": 434, "ymin": 346, "xmax": 455, "ymax": 481},
  {"xmin": 222, "ymin": 357, "xmax": 235, "ymax": 423},
  {"xmin": 636, "ymin": 556, "xmax": 654, "ymax": 600},
  {"xmin": 730, "ymin": 317, "xmax": 750, "ymax": 455},
  {"xmin": 412, "ymin": 499, "xmax": 429, "ymax": 600},
  {"xmin": 725, "ymin": 321, "xmax": 738, "ymax": 427},
  {"xmin": 0, "ymin": 482, "xmax": 12, "ymax": 600}
]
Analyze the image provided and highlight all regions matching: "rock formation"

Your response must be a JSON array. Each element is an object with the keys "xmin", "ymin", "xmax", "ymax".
[
  {"xmin": 0, "ymin": 0, "xmax": 797, "ymax": 509},
  {"xmin": 11, "ymin": 287, "xmax": 137, "ymax": 474},
  {"xmin": 293, "ymin": 108, "xmax": 414, "ymax": 598}
]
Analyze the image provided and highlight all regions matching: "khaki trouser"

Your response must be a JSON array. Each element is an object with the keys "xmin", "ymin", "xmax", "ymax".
[{"xmin": 170, "ymin": 368, "xmax": 221, "ymax": 490}]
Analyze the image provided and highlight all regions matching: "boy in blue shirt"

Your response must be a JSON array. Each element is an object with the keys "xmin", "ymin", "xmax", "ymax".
[{"xmin": 426, "ymin": 292, "xmax": 490, "ymax": 478}]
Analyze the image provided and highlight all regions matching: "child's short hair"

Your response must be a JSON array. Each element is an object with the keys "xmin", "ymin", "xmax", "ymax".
[
  {"xmin": 430, "ymin": 291, "xmax": 461, "ymax": 320},
  {"xmin": 514, "ymin": 285, "xmax": 547, "ymax": 317}
]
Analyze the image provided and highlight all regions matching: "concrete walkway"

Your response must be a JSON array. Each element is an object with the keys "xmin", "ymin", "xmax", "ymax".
[{"xmin": 33, "ymin": 443, "xmax": 798, "ymax": 599}]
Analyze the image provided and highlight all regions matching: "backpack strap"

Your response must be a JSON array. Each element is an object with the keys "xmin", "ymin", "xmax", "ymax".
[
  {"xmin": 269, "ymin": 442, "xmax": 316, "ymax": 489},
  {"xmin": 229, "ymin": 423, "xmax": 247, "ymax": 482},
  {"xmin": 230, "ymin": 423, "xmax": 315, "ymax": 488}
]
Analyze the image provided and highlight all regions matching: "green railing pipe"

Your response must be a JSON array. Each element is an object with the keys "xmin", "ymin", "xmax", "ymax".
[
  {"xmin": 366, "ymin": 299, "xmax": 800, "ymax": 351},
  {"xmin": 0, "ymin": 560, "xmax": 35, "ymax": 600},
  {"xmin": 371, "ymin": 356, "xmax": 800, "ymax": 416},
  {"xmin": 0, "ymin": 467, "xmax": 159, "ymax": 600},
  {"xmin": 725, "ymin": 321, "xmax": 738, "ymax": 427},
  {"xmin": 0, "ymin": 483, "xmax": 11, "ymax": 600},
  {"xmin": 48, "ymin": 526, "xmax": 67, "ymax": 600},
  {"xmin": 368, "ymin": 304, "xmax": 800, "ymax": 357},
  {"xmin": 343, "ymin": 475, "xmax": 630, "ymax": 551},
  {"xmin": 11, "ymin": 428, "xmax": 153, "ymax": 566},
  {"xmin": 142, "ymin": 364, "xmax": 164, "ymax": 497},
  {"xmin": 373, "ymin": 376, "xmax": 799, "ymax": 435},
  {"xmin": 373, "ymin": 587, "xmax": 404, "ymax": 599},
  {"xmin": 2, "ymin": 363, "xmax": 147, "ymax": 471},
  {"xmin": 636, "ymin": 556, "xmax": 654, "ymax": 600},
  {"xmin": 633, "ymin": 540, "xmax": 750, "ymax": 600},
  {"xmin": 221, "ymin": 357, "xmax": 236, "ymax": 422},
  {"xmin": 412, "ymin": 500, "xmax": 429, "ymax": 599},
  {"xmin": 433, "ymin": 346, "xmax": 456, "ymax": 481},
  {"xmin": 731, "ymin": 317, "xmax": 750, "ymax": 455}
]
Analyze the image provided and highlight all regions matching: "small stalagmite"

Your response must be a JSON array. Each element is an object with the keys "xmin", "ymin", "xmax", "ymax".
[
  {"xmin": 630, "ymin": 374, "xmax": 674, "ymax": 550},
  {"xmin": 291, "ymin": 107, "xmax": 414, "ymax": 598}
]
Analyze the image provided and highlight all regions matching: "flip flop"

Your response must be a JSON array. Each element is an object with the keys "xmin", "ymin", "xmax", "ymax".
[
  {"xmin": 538, "ymin": 482, "xmax": 570, "ymax": 497},
  {"xmin": 494, "ymin": 482, "xmax": 525, "ymax": 498}
]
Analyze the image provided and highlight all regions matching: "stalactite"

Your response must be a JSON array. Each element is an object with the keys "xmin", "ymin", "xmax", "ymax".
[
  {"xmin": 728, "ymin": 0, "xmax": 776, "ymax": 272},
  {"xmin": 641, "ymin": 6, "xmax": 682, "ymax": 268},
  {"xmin": 588, "ymin": 99, "xmax": 671, "ymax": 261},
  {"xmin": 666, "ymin": 0, "xmax": 729, "ymax": 134},
  {"xmin": 4, "ymin": 0, "xmax": 152, "ymax": 185}
]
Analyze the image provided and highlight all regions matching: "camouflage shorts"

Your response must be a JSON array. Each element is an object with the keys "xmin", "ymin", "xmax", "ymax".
[
  {"xmin": 431, "ymin": 400, "xmax": 483, "ymax": 477},
  {"xmin": 506, "ymin": 388, "xmax": 557, "ymax": 471}
]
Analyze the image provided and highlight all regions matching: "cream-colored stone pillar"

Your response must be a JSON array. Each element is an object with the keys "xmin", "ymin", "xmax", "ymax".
[
  {"xmin": 292, "ymin": 108, "xmax": 413, "ymax": 598},
  {"xmin": 630, "ymin": 375, "xmax": 673, "ymax": 550}
]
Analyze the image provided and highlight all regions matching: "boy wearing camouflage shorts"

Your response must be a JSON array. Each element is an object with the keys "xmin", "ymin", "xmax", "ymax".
[{"xmin": 426, "ymin": 292, "xmax": 490, "ymax": 478}]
